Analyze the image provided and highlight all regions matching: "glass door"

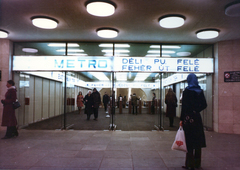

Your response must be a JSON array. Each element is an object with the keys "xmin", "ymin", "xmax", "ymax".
[{"xmin": 62, "ymin": 71, "xmax": 113, "ymax": 130}]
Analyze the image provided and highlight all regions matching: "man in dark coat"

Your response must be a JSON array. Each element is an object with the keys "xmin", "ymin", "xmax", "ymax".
[
  {"xmin": 92, "ymin": 88, "xmax": 101, "ymax": 120},
  {"xmin": 180, "ymin": 73, "xmax": 207, "ymax": 170},
  {"xmin": 83, "ymin": 90, "xmax": 94, "ymax": 120},
  {"xmin": 103, "ymin": 92, "xmax": 110, "ymax": 113},
  {"xmin": 131, "ymin": 93, "xmax": 139, "ymax": 115}
]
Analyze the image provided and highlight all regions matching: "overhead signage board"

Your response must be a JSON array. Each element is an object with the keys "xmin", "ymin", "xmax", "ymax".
[
  {"xmin": 85, "ymin": 82, "xmax": 157, "ymax": 88},
  {"xmin": 13, "ymin": 56, "xmax": 214, "ymax": 73},
  {"xmin": 113, "ymin": 57, "xmax": 213, "ymax": 73},
  {"xmin": 13, "ymin": 56, "xmax": 113, "ymax": 71}
]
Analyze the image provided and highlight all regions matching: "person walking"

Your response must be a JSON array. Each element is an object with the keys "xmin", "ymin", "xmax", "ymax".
[
  {"xmin": 84, "ymin": 90, "xmax": 94, "ymax": 120},
  {"xmin": 180, "ymin": 73, "xmax": 207, "ymax": 170},
  {"xmin": 92, "ymin": 88, "xmax": 101, "ymax": 121},
  {"xmin": 122, "ymin": 96, "xmax": 127, "ymax": 108},
  {"xmin": 131, "ymin": 93, "xmax": 139, "ymax": 115},
  {"xmin": 1, "ymin": 80, "xmax": 19, "ymax": 139},
  {"xmin": 103, "ymin": 92, "xmax": 110, "ymax": 113},
  {"xmin": 151, "ymin": 93, "xmax": 156, "ymax": 114},
  {"xmin": 76, "ymin": 91, "xmax": 84, "ymax": 114},
  {"xmin": 165, "ymin": 88, "xmax": 178, "ymax": 127},
  {"xmin": 118, "ymin": 94, "xmax": 122, "ymax": 108}
]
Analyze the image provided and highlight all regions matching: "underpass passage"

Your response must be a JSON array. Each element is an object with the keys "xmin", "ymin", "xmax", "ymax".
[{"xmin": 24, "ymin": 108, "xmax": 180, "ymax": 131}]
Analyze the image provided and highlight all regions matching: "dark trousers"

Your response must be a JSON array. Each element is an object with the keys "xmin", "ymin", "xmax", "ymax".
[
  {"xmin": 104, "ymin": 103, "xmax": 108, "ymax": 111},
  {"xmin": 87, "ymin": 114, "xmax": 90, "ymax": 120},
  {"xmin": 93, "ymin": 107, "xmax": 99, "ymax": 118},
  {"xmin": 151, "ymin": 105, "xmax": 155, "ymax": 114},
  {"xmin": 169, "ymin": 117, "xmax": 174, "ymax": 127},
  {"xmin": 5, "ymin": 126, "xmax": 18, "ymax": 137},
  {"xmin": 185, "ymin": 148, "xmax": 202, "ymax": 168},
  {"xmin": 132, "ymin": 105, "xmax": 138, "ymax": 114}
]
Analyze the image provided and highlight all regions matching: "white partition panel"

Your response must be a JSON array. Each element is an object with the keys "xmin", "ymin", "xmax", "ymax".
[
  {"xmin": 34, "ymin": 77, "xmax": 42, "ymax": 122},
  {"xmin": 49, "ymin": 81, "xmax": 55, "ymax": 117},
  {"xmin": 42, "ymin": 79, "xmax": 50, "ymax": 119},
  {"xmin": 29, "ymin": 76, "xmax": 34, "ymax": 123},
  {"xmin": 55, "ymin": 82, "xmax": 62, "ymax": 116}
]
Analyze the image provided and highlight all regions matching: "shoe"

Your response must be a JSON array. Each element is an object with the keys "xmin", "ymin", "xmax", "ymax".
[
  {"xmin": 182, "ymin": 166, "xmax": 195, "ymax": 170},
  {"xmin": 1, "ymin": 136, "xmax": 12, "ymax": 139},
  {"xmin": 12, "ymin": 132, "xmax": 18, "ymax": 137},
  {"xmin": 93, "ymin": 118, "xmax": 97, "ymax": 121}
]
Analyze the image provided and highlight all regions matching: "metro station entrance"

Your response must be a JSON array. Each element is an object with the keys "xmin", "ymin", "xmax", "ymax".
[
  {"xmin": 13, "ymin": 70, "xmax": 212, "ymax": 131},
  {"xmin": 12, "ymin": 42, "xmax": 214, "ymax": 131}
]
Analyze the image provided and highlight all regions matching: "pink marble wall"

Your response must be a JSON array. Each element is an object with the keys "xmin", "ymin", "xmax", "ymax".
[
  {"xmin": 217, "ymin": 39, "xmax": 240, "ymax": 134},
  {"xmin": 0, "ymin": 39, "xmax": 11, "ymax": 131}
]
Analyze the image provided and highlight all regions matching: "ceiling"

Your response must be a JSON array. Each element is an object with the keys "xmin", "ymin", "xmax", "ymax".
[
  {"xmin": 1, "ymin": 0, "xmax": 240, "ymax": 82},
  {"xmin": 1, "ymin": 0, "xmax": 240, "ymax": 44}
]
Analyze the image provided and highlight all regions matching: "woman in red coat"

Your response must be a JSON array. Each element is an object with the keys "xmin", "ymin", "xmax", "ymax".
[
  {"xmin": 76, "ymin": 91, "xmax": 84, "ymax": 114},
  {"xmin": 1, "ymin": 80, "xmax": 18, "ymax": 139}
]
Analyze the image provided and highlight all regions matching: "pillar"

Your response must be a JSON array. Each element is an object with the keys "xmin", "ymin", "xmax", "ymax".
[{"xmin": 0, "ymin": 39, "xmax": 12, "ymax": 131}]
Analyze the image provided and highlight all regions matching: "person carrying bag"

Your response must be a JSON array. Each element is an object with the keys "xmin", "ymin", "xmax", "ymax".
[{"xmin": 179, "ymin": 73, "xmax": 207, "ymax": 170}]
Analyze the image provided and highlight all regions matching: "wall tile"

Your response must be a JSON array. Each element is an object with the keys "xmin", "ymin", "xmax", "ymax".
[
  {"xmin": 233, "ymin": 124, "xmax": 240, "ymax": 134},
  {"xmin": 218, "ymin": 123, "xmax": 233, "ymax": 133},
  {"xmin": 218, "ymin": 96, "xmax": 233, "ymax": 110},
  {"xmin": 218, "ymin": 110, "xmax": 233, "ymax": 123},
  {"xmin": 233, "ymin": 97, "xmax": 240, "ymax": 110},
  {"xmin": 232, "ymin": 84, "xmax": 240, "ymax": 97},
  {"xmin": 218, "ymin": 83, "xmax": 233, "ymax": 96},
  {"xmin": 233, "ymin": 110, "xmax": 240, "ymax": 124}
]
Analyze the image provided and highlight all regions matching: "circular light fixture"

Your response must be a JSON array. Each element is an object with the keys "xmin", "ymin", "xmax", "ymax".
[
  {"xmin": 86, "ymin": 1, "xmax": 116, "ymax": 17},
  {"xmin": 196, "ymin": 29, "xmax": 219, "ymax": 39},
  {"xmin": 177, "ymin": 52, "xmax": 191, "ymax": 56},
  {"xmin": 159, "ymin": 15, "xmax": 185, "ymax": 28},
  {"xmin": 97, "ymin": 28, "xmax": 118, "ymax": 38},
  {"xmin": 225, "ymin": 2, "xmax": 240, "ymax": 17},
  {"xmin": 31, "ymin": 16, "xmax": 58, "ymax": 29},
  {"xmin": 22, "ymin": 48, "xmax": 38, "ymax": 53},
  {"xmin": 0, "ymin": 30, "xmax": 8, "ymax": 38}
]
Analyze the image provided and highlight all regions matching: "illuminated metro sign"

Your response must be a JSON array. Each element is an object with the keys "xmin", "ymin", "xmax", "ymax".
[{"xmin": 13, "ymin": 56, "xmax": 214, "ymax": 73}]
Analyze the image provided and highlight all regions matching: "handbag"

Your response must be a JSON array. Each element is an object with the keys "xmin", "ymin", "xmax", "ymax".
[
  {"xmin": 171, "ymin": 126, "xmax": 187, "ymax": 152},
  {"xmin": 13, "ymin": 100, "xmax": 21, "ymax": 109}
]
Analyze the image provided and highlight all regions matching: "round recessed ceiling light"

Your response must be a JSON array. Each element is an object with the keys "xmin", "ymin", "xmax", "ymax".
[
  {"xmin": 86, "ymin": 1, "xmax": 116, "ymax": 17},
  {"xmin": 0, "ymin": 30, "xmax": 8, "ymax": 38},
  {"xmin": 177, "ymin": 52, "xmax": 191, "ymax": 56},
  {"xmin": 225, "ymin": 2, "xmax": 240, "ymax": 17},
  {"xmin": 31, "ymin": 16, "xmax": 58, "ymax": 29},
  {"xmin": 196, "ymin": 29, "xmax": 219, "ymax": 39},
  {"xmin": 22, "ymin": 48, "xmax": 38, "ymax": 53},
  {"xmin": 97, "ymin": 28, "xmax": 118, "ymax": 38},
  {"xmin": 159, "ymin": 15, "xmax": 185, "ymax": 28}
]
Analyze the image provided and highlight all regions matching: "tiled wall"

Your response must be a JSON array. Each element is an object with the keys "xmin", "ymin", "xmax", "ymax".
[{"xmin": 216, "ymin": 39, "xmax": 240, "ymax": 134}]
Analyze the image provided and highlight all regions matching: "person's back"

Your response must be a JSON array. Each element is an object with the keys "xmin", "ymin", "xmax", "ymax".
[{"xmin": 131, "ymin": 95, "xmax": 138, "ymax": 106}]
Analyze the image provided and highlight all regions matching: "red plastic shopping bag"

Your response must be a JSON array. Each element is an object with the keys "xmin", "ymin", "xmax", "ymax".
[{"xmin": 171, "ymin": 126, "xmax": 187, "ymax": 152}]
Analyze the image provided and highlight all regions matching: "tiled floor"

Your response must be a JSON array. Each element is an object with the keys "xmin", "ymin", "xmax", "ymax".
[{"xmin": 0, "ymin": 129, "xmax": 240, "ymax": 170}]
